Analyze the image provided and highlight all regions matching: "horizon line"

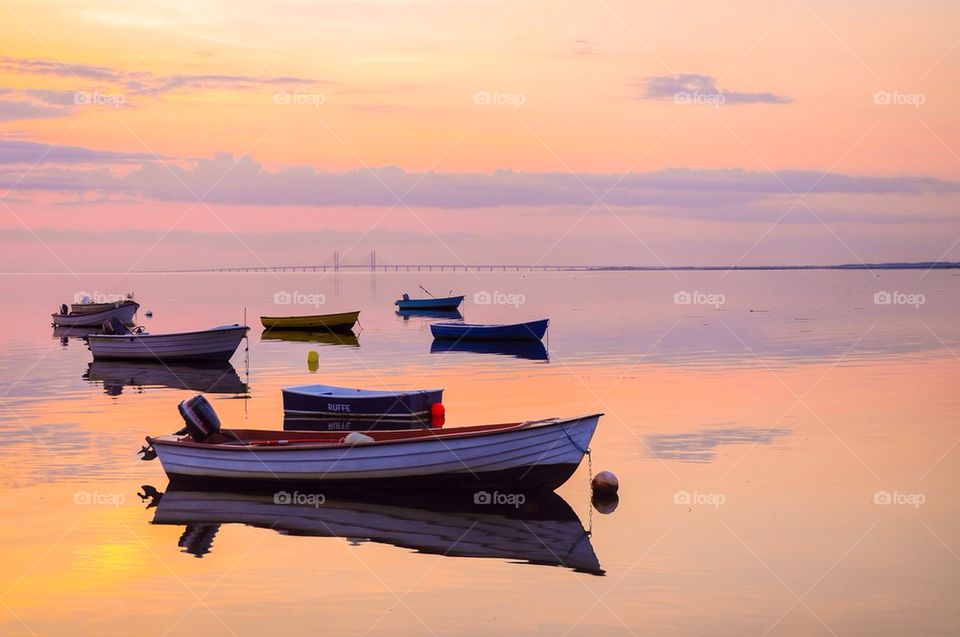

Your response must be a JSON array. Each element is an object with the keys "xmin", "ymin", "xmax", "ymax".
[{"xmin": 2, "ymin": 260, "xmax": 959, "ymax": 275}]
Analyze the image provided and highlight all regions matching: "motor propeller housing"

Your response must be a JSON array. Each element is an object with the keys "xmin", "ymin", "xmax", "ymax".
[{"xmin": 176, "ymin": 394, "xmax": 222, "ymax": 442}]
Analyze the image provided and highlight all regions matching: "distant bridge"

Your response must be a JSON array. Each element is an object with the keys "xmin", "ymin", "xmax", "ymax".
[
  {"xmin": 158, "ymin": 251, "xmax": 597, "ymax": 273},
  {"xmin": 146, "ymin": 251, "xmax": 960, "ymax": 273},
  {"xmin": 163, "ymin": 264, "xmax": 593, "ymax": 273}
]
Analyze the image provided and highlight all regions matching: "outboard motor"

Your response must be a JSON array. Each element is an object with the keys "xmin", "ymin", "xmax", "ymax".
[
  {"xmin": 402, "ymin": 293, "xmax": 410, "ymax": 301},
  {"xmin": 101, "ymin": 317, "xmax": 129, "ymax": 335},
  {"xmin": 176, "ymin": 395, "xmax": 222, "ymax": 442},
  {"xmin": 60, "ymin": 304, "xmax": 68, "ymax": 315}
]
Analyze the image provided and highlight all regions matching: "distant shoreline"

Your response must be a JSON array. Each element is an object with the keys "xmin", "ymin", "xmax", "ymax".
[
  {"xmin": 589, "ymin": 262, "xmax": 960, "ymax": 271},
  {"xmin": 3, "ymin": 261, "xmax": 958, "ymax": 275},
  {"xmin": 145, "ymin": 261, "xmax": 960, "ymax": 273}
]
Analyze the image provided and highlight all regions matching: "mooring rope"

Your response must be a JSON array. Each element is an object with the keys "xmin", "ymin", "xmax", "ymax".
[{"xmin": 559, "ymin": 423, "xmax": 590, "ymax": 454}]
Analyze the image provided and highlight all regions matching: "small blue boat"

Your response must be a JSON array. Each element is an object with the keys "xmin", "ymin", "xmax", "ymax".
[
  {"xmin": 283, "ymin": 383, "xmax": 444, "ymax": 422},
  {"xmin": 430, "ymin": 319, "xmax": 549, "ymax": 342},
  {"xmin": 394, "ymin": 293, "xmax": 464, "ymax": 311}
]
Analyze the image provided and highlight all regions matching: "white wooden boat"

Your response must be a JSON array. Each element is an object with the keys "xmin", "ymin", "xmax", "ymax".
[
  {"xmin": 147, "ymin": 397, "xmax": 601, "ymax": 491},
  {"xmin": 148, "ymin": 487, "xmax": 603, "ymax": 573},
  {"xmin": 87, "ymin": 325, "xmax": 249, "ymax": 362},
  {"xmin": 51, "ymin": 301, "xmax": 139, "ymax": 327},
  {"xmin": 71, "ymin": 299, "xmax": 133, "ymax": 315}
]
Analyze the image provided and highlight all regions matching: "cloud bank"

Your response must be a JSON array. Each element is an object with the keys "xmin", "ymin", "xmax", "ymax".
[
  {"xmin": 639, "ymin": 74, "xmax": 792, "ymax": 105},
  {"xmin": 0, "ymin": 55, "xmax": 324, "ymax": 121},
  {"xmin": 0, "ymin": 141, "xmax": 955, "ymax": 211}
]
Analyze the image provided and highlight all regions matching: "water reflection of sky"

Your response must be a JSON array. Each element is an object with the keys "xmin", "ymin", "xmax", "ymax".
[
  {"xmin": 645, "ymin": 426, "xmax": 791, "ymax": 462},
  {"xmin": 1, "ymin": 271, "xmax": 959, "ymax": 635}
]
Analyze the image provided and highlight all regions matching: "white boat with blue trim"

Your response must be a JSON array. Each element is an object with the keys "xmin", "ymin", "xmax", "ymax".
[
  {"xmin": 51, "ymin": 300, "xmax": 139, "ymax": 327},
  {"xmin": 87, "ymin": 324, "xmax": 249, "ymax": 362},
  {"xmin": 147, "ymin": 396, "xmax": 601, "ymax": 491}
]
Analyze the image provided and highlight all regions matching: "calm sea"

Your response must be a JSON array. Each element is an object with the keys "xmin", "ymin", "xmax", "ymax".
[{"xmin": 0, "ymin": 270, "xmax": 957, "ymax": 635}]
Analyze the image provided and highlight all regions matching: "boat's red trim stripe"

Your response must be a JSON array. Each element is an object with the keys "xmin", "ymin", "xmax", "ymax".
[{"xmin": 153, "ymin": 414, "xmax": 602, "ymax": 451}]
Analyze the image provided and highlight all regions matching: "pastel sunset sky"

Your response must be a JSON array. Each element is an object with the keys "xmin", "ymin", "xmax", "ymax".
[{"xmin": 1, "ymin": 0, "xmax": 958, "ymax": 271}]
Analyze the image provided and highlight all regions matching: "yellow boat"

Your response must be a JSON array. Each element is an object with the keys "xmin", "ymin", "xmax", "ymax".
[{"xmin": 260, "ymin": 310, "xmax": 360, "ymax": 332}]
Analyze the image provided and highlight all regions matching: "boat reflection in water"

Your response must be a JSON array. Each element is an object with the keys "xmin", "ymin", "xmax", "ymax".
[
  {"xmin": 395, "ymin": 309, "xmax": 463, "ymax": 321},
  {"xmin": 260, "ymin": 330, "xmax": 360, "ymax": 347},
  {"xmin": 282, "ymin": 415, "xmax": 437, "ymax": 432},
  {"xmin": 430, "ymin": 339, "xmax": 549, "ymax": 362},
  {"xmin": 53, "ymin": 325, "xmax": 103, "ymax": 346},
  {"xmin": 84, "ymin": 360, "xmax": 248, "ymax": 396},
  {"xmin": 143, "ymin": 485, "xmax": 603, "ymax": 574}
]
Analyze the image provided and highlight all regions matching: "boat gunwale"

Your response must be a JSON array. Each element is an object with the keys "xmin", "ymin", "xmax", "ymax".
[
  {"xmin": 282, "ymin": 384, "xmax": 443, "ymax": 399},
  {"xmin": 260, "ymin": 311, "xmax": 360, "ymax": 322},
  {"xmin": 87, "ymin": 325, "xmax": 249, "ymax": 341},
  {"xmin": 431, "ymin": 318, "xmax": 549, "ymax": 329},
  {"xmin": 151, "ymin": 413, "xmax": 602, "ymax": 452}
]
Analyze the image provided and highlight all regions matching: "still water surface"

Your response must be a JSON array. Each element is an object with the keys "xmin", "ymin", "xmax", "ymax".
[{"xmin": 0, "ymin": 270, "xmax": 958, "ymax": 635}]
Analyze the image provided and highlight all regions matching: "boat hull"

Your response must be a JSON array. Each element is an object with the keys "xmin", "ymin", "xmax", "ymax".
[
  {"xmin": 71, "ymin": 301, "xmax": 134, "ymax": 315},
  {"xmin": 87, "ymin": 325, "xmax": 248, "ymax": 361},
  {"xmin": 51, "ymin": 302, "xmax": 139, "ymax": 327},
  {"xmin": 394, "ymin": 295, "xmax": 464, "ymax": 310},
  {"xmin": 282, "ymin": 384, "xmax": 443, "ymax": 421},
  {"xmin": 430, "ymin": 319, "xmax": 549, "ymax": 341},
  {"xmin": 152, "ymin": 414, "xmax": 600, "ymax": 492},
  {"xmin": 260, "ymin": 311, "xmax": 359, "ymax": 332}
]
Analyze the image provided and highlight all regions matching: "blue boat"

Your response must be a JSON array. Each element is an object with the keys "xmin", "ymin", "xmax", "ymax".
[
  {"xmin": 394, "ymin": 293, "xmax": 464, "ymax": 311},
  {"xmin": 282, "ymin": 383, "xmax": 443, "ymax": 422},
  {"xmin": 430, "ymin": 319, "xmax": 549, "ymax": 342}
]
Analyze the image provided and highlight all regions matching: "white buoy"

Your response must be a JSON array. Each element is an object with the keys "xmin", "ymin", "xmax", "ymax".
[{"xmin": 591, "ymin": 470, "xmax": 619, "ymax": 495}]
